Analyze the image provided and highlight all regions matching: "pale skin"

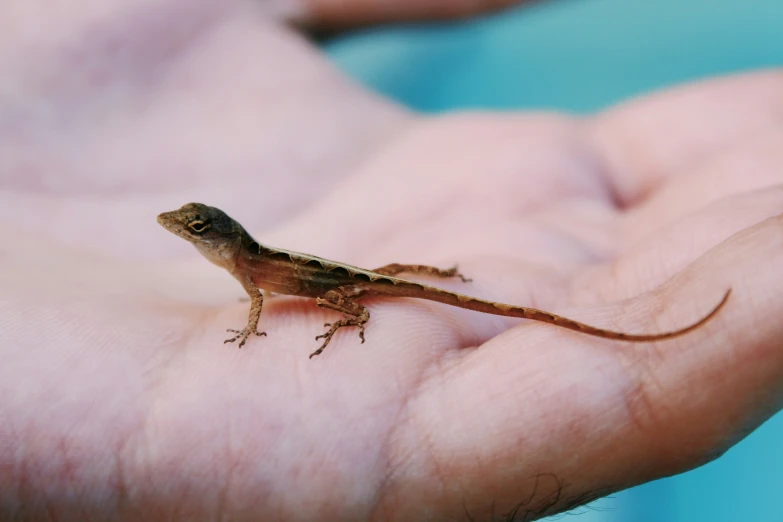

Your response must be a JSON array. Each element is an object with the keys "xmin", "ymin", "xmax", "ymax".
[
  {"xmin": 2, "ymin": 1, "xmax": 783, "ymax": 521},
  {"xmin": 157, "ymin": 203, "xmax": 730, "ymax": 359}
]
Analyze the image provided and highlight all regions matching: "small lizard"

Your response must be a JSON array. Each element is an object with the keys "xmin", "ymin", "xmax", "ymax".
[{"xmin": 158, "ymin": 203, "xmax": 731, "ymax": 358}]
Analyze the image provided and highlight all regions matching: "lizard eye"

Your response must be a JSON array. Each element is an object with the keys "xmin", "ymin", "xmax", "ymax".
[{"xmin": 187, "ymin": 220, "xmax": 210, "ymax": 233}]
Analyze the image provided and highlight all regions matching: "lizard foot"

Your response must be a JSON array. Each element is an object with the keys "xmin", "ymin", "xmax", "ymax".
[
  {"xmin": 225, "ymin": 328, "xmax": 267, "ymax": 348},
  {"xmin": 310, "ymin": 318, "xmax": 366, "ymax": 358},
  {"xmin": 444, "ymin": 265, "xmax": 473, "ymax": 283}
]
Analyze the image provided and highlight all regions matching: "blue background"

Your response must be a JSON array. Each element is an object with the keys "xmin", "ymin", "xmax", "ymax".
[{"xmin": 324, "ymin": 0, "xmax": 783, "ymax": 519}]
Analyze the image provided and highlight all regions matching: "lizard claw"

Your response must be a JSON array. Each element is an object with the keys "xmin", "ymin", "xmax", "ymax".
[
  {"xmin": 449, "ymin": 265, "xmax": 472, "ymax": 283},
  {"xmin": 224, "ymin": 327, "xmax": 266, "ymax": 347}
]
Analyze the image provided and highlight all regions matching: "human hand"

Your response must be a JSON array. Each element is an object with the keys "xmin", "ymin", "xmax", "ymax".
[{"xmin": 2, "ymin": 1, "xmax": 782, "ymax": 520}]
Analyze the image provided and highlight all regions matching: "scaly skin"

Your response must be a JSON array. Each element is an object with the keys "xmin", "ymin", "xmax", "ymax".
[{"xmin": 157, "ymin": 203, "xmax": 730, "ymax": 358}]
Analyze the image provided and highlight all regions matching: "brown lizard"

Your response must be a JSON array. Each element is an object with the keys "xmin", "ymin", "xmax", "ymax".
[{"xmin": 157, "ymin": 203, "xmax": 731, "ymax": 358}]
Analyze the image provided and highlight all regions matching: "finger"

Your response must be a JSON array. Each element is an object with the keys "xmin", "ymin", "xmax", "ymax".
[
  {"xmin": 381, "ymin": 213, "xmax": 783, "ymax": 519},
  {"xmin": 612, "ymin": 214, "xmax": 783, "ymax": 481},
  {"xmin": 288, "ymin": 0, "xmax": 531, "ymax": 29},
  {"xmin": 0, "ymin": 4, "xmax": 398, "ymax": 194},
  {"xmin": 269, "ymin": 113, "xmax": 612, "ymax": 264},
  {"xmin": 587, "ymin": 185, "xmax": 783, "ymax": 301},
  {"xmin": 0, "ymin": 1, "xmax": 409, "ymax": 258},
  {"xmin": 589, "ymin": 69, "xmax": 783, "ymax": 206},
  {"xmin": 626, "ymin": 130, "xmax": 783, "ymax": 238}
]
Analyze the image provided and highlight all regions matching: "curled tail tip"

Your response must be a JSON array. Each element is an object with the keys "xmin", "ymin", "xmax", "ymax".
[
  {"xmin": 607, "ymin": 286, "xmax": 732, "ymax": 342},
  {"xmin": 680, "ymin": 286, "xmax": 732, "ymax": 335},
  {"xmin": 715, "ymin": 287, "xmax": 733, "ymax": 311}
]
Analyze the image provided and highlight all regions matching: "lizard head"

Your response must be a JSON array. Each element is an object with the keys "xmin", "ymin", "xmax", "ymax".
[{"xmin": 157, "ymin": 203, "xmax": 244, "ymax": 268}]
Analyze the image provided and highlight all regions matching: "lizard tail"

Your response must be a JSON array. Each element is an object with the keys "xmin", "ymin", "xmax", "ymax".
[{"xmin": 378, "ymin": 282, "xmax": 731, "ymax": 342}]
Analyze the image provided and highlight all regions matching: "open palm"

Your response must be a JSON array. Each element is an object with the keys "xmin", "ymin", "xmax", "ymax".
[{"xmin": 2, "ymin": 2, "xmax": 782, "ymax": 520}]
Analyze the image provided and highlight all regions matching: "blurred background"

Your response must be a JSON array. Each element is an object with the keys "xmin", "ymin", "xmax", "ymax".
[{"xmin": 322, "ymin": 0, "xmax": 783, "ymax": 520}]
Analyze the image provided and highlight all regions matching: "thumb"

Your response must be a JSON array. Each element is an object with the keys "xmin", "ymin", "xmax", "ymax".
[{"xmin": 620, "ymin": 213, "xmax": 783, "ymax": 482}]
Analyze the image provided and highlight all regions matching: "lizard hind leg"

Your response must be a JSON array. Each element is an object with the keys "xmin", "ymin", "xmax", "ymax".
[
  {"xmin": 372, "ymin": 263, "xmax": 472, "ymax": 282},
  {"xmin": 311, "ymin": 290, "xmax": 370, "ymax": 358}
]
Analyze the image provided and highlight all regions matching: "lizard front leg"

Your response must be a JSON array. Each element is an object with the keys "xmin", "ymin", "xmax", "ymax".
[
  {"xmin": 225, "ymin": 282, "xmax": 267, "ymax": 348},
  {"xmin": 311, "ymin": 289, "xmax": 370, "ymax": 358},
  {"xmin": 372, "ymin": 263, "xmax": 472, "ymax": 282}
]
